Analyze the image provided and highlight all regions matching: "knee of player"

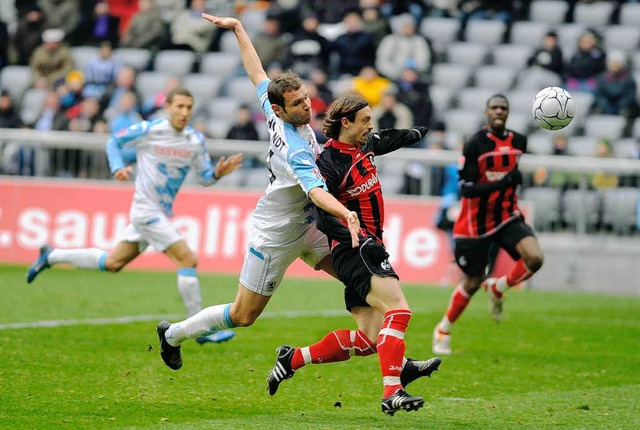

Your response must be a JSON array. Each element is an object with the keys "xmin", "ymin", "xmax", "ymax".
[
  {"xmin": 525, "ymin": 253, "xmax": 544, "ymax": 273},
  {"xmin": 104, "ymin": 260, "xmax": 125, "ymax": 273},
  {"xmin": 230, "ymin": 309, "xmax": 260, "ymax": 327}
]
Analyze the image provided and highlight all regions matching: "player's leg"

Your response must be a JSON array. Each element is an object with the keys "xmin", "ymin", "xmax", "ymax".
[
  {"xmin": 26, "ymin": 223, "xmax": 143, "ymax": 283},
  {"xmin": 163, "ymin": 239, "xmax": 201, "ymax": 316},
  {"xmin": 433, "ymin": 237, "xmax": 487, "ymax": 354}
]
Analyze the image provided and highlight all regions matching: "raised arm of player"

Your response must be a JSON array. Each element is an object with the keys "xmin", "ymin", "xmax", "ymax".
[{"xmin": 201, "ymin": 14, "xmax": 268, "ymax": 87}]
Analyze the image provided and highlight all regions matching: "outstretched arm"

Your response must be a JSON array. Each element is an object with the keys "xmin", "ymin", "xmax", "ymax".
[
  {"xmin": 309, "ymin": 187, "xmax": 360, "ymax": 248},
  {"xmin": 201, "ymin": 14, "xmax": 267, "ymax": 87}
]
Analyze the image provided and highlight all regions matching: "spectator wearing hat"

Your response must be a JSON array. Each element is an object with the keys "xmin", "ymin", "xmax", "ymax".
[
  {"xmin": 527, "ymin": 31, "xmax": 564, "ymax": 77},
  {"xmin": 592, "ymin": 50, "xmax": 639, "ymax": 135},
  {"xmin": 30, "ymin": 28, "xmax": 75, "ymax": 89}
]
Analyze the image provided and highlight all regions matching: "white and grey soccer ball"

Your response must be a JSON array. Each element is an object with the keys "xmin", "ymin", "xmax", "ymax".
[{"xmin": 531, "ymin": 86, "xmax": 575, "ymax": 131}]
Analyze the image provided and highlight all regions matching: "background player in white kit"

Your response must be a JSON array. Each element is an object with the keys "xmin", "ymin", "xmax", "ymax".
[
  {"xmin": 26, "ymin": 87, "xmax": 243, "ymax": 344},
  {"xmin": 156, "ymin": 14, "xmax": 360, "ymax": 371}
]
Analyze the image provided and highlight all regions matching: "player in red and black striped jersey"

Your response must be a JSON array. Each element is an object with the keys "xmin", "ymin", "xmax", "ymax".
[
  {"xmin": 432, "ymin": 94, "xmax": 544, "ymax": 356},
  {"xmin": 266, "ymin": 93, "xmax": 439, "ymax": 415}
]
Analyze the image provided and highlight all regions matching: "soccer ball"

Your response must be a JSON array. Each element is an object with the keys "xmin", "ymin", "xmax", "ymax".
[{"xmin": 531, "ymin": 86, "xmax": 575, "ymax": 131}]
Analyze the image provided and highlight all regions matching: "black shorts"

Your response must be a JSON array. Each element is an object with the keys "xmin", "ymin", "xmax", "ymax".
[
  {"xmin": 454, "ymin": 218, "xmax": 535, "ymax": 277},
  {"xmin": 331, "ymin": 243, "xmax": 399, "ymax": 311}
]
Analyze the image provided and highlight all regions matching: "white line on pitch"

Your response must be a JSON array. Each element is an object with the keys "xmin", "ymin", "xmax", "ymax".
[{"xmin": 0, "ymin": 309, "xmax": 349, "ymax": 330}]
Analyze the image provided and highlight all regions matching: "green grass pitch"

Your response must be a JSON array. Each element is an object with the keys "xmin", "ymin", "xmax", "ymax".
[{"xmin": 0, "ymin": 264, "xmax": 639, "ymax": 429}]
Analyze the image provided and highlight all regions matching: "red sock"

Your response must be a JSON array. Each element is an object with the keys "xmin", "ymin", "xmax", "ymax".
[
  {"xmin": 444, "ymin": 284, "xmax": 471, "ymax": 326},
  {"xmin": 506, "ymin": 259, "xmax": 532, "ymax": 286},
  {"xmin": 378, "ymin": 309, "xmax": 411, "ymax": 398},
  {"xmin": 290, "ymin": 329, "xmax": 376, "ymax": 370}
]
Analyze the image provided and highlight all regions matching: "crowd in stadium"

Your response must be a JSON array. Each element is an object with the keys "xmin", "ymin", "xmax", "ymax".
[{"xmin": 0, "ymin": 0, "xmax": 639, "ymax": 234}]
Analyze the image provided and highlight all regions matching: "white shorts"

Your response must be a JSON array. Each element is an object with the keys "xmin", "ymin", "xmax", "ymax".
[
  {"xmin": 120, "ymin": 210, "xmax": 182, "ymax": 253},
  {"xmin": 239, "ymin": 224, "xmax": 330, "ymax": 296}
]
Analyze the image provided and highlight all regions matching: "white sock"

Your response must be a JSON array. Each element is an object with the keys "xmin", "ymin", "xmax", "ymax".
[
  {"xmin": 47, "ymin": 248, "xmax": 107, "ymax": 270},
  {"xmin": 177, "ymin": 269, "xmax": 202, "ymax": 316},
  {"xmin": 439, "ymin": 315, "xmax": 452, "ymax": 333},
  {"xmin": 495, "ymin": 276, "xmax": 508, "ymax": 293},
  {"xmin": 166, "ymin": 303, "xmax": 234, "ymax": 346}
]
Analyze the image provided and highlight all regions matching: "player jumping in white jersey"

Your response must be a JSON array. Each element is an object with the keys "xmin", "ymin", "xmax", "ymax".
[
  {"xmin": 155, "ymin": 14, "xmax": 361, "ymax": 371},
  {"xmin": 26, "ymin": 87, "xmax": 243, "ymax": 344}
]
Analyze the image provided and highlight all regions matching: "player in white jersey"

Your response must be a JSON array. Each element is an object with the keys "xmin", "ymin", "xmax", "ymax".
[
  {"xmin": 26, "ymin": 87, "xmax": 243, "ymax": 344},
  {"xmin": 155, "ymin": 14, "xmax": 361, "ymax": 371}
]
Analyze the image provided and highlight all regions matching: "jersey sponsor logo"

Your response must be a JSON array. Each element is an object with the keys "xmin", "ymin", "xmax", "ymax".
[
  {"xmin": 346, "ymin": 174, "xmax": 379, "ymax": 197},
  {"xmin": 154, "ymin": 146, "xmax": 191, "ymax": 158},
  {"xmin": 312, "ymin": 167, "xmax": 323, "ymax": 180},
  {"xmin": 485, "ymin": 170, "xmax": 508, "ymax": 182}
]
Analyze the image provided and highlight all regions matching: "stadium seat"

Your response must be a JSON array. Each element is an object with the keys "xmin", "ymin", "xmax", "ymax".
[
  {"xmin": 219, "ymin": 31, "xmax": 241, "ymax": 54},
  {"xmin": 602, "ymin": 187, "xmax": 639, "ymax": 235},
  {"xmin": 603, "ymin": 26, "xmax": 640, "ymax": 53},
  {"xmin": 556, "ymin": 23, "xmax": 587, "ymax": 56},
  {"xmin": 136, "ymin": 71, "xmax": 171, "ymax": 102},
  {"xmin": 506, "ymin": 89, "xmax": 535, "ymax": 115},
  {"xmin": 514, "ymin": 68, "xmax": 561, "ymax": 91},
  {"xmin": 154, "ymin": 50, "xmax": 196, "ymax": 76},
  {"xmin": 561, "ymin": 189, "xmax": 601, "ymax": 233},
  {"xmin": 239, "ymin": 8, "xmax": 267, "ymax": 38},
  {"xmin": 442, "ymin": 108, "xmax": 484, "ymax": 138},
  {"xmin": 612, "ymin": 138, "xmax": 638, "ymax": 159},
  {"xmin": 225, "ymin": 76, "xmax": 258, "ymax": 107},
  {"xmin": 632, "ymin": 53, "xmax": 640, "ymax": 73},
  {"xmin": 242, "ymin": 167, "xmax": 270, "ymax": 189},
  {"xmin": 327, "ymin": 76, "xmax": 354, "ymax": 97},
  {"xmin": 428, "ymin": 85, "xmax": 454, "ymax": 120},
  {"xmin": 506, "ymin": 111, "xmax": 531, "ymax": 134},
  {"xmin": 620, "ymin": 3, "xmax": 640, "ymax": 26},
  {"xmin": 456, "ymin": 87, "xmax": 495, "ymax": 110},
  {"xmin": 200, "ymin": 52, "xmax": 241, "ymax": 79},
  {"xmin": 206, "ymin": 119, "xmax": 233, "ymax": 138},
  {"xmin": 491, "ymin": 44, "xmax": 534, "ymax": 71},
  {"xmin": 473, "ymin": 66, "xmax": 517, "ymax": 92},
  {"xmin": 583, "ymin": 115, "xmax": 627, "ymax": 142},
  {"xmin": 420, "ymin": 17, "xmax": 461, "ymax": 56},
  {"xmin": 509, "ymin": 21, "xmax": 551, "ymax": 47},
  {"xmin": 526, "ymin": 132, "xmax": 554, "ymax": 154},
  {"xmin": 573, "ymin": 1, "xmax": 615, "ymax": 28},
  {"xmin": 568, "ymin": 91, "xmax": 594, "ymax": 128},
  {"xmin": 446, "ymin": 42, "xmax": 488, "ymax": 67},
  {"xmin": 70, "ymin": 46, "xmax": 100, "ymax": 71},
  {"xmin": 20, "ymin": 88, "xmax": 47, "ymax": 125},
  {"xmin": 182, "ymin": 74, "xmax": 222, "ymax": 99},
  {"xmin": 522, "ymin": 187, "xmax": 561, "ymax": 232},
  {"xmin": 431, "ymin": 64, "xmax": 472, "ymax": 90},
  {"xmin": 463, "ymin": 20, "xmax": 506, "ymax": 45},
  {"xmin": 0, "ymin": 65, "xmax": 31, "ymax": 100},
  {"xmin": 634, "ymin": 72, "xmax": 640, "ymax": 100},
  {"xmin": 565, "ymin": 136, "xmax": 599, "ymax": 157},
  {"xmin": 208, "ymin": 97, "xmax": 240, "ymax": 122},
  {"xmin": 112, "ymin": 48, "xmax": 151, "ymax": 71},
  {"xmin": 529, "ymin": 0, "xmax": 570, "ymax": 24}
]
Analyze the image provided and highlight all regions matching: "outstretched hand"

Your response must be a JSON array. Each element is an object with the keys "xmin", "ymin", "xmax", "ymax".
[
  {"xmin": 214, "ymin": 153, "xmax": 244, "ymax": 179},
  {"xmin": 113, "ymin": 166, "xmax": 133, "ymax": 181},
  {"xmin": 346, "ymin": 211, "xmax": 361, "ymax": 248},
  {"xmin": 201, "ymin": 13, "xmax": 241, "ymax": 30}
]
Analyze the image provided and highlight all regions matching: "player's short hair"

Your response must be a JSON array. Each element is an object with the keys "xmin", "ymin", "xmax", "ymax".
[
  {"xmin": 486, "ymin": 93, "xmax": 509, "ymax": 109},
  {"xmin": 322, "ymin": 93, "xmax": 369, "ymax": 139},
  {"xmin": 166, "ymin": 87, "xmax": 193, "ymax": 104},
  {"xmin": 267, "ymin": 71, "xmax": 302, "ymax": 109}
]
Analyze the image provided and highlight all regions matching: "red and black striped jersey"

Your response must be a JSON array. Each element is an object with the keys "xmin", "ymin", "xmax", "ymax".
[
  {"xmin": 315, "ymin": 128, "xmax": 427, "ymax": 248},
  {"xmin": 453, "ymin": 128, "xmax": 527, "ymax": 238}
]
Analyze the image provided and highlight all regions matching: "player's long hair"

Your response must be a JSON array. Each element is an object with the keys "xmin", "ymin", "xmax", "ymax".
[
  {"xmin": 267, "ymin": 71, "xmax": 302, "ymax": 111},
  {"xmin": 166, "ymin": 87, "xmax": 193, "ymax": 104},
  {"xmin": 322, "ymin": 93, "xmax": 369, "ymax": 139}
]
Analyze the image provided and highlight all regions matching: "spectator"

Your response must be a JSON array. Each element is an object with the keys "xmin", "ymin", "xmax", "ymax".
[
  {"xmin": 379, "ymin": 0, "xmax": 426, "ymax": 24},
  {"xmin": 565, "ymin": 31, "xmax": 606, "ymax": 93},
  {"xmin": 308, "ymin": 69, "xmax": 334, "ymax": 106},
  {"xmin": 252, "ymin": 16, "xmax": 288, "ymax": 72},
  {"xmin": 0, "ymin": 18, "xmax": 7, "ymax": 70},
  {"xmin": 141, "ymin": 75, "xmax": 181, "ymax": 119},
  {"xmin": 109, "ymin": 91, "xmax": 142, "ymax": 133},
  {"xmin": 34, "ymin": 91, "xmax": 67, "ymax": 131},
  {"xmin": 460, "ymin": 0, "xmax": 513, "ymax": 25},
  {"xmin": 331, "ymin": 10, "xmax": 376, "ymax": 77},
  {"xmin": 300, "ymin": 0, "xmax": 359, "ymax": 24},
  {"xmin": 170, "ymin": 0, "xmax": 216, "ymax": 52},
  {"xmin": 359, "ymin": 0, "xmax": 391, "ymax": 47},
  {"xmin": 592, "ymin": 50, "xmax": 639, "ymax": 135},
  {"xmin": 39, "ymin": 0, "xmax": 80, "ymax": 41},
  {"xmin": 427, "ymin": 0, "xmax": 459, "ymax": 18},
  {"xmin": 371, "ymin": 89, "xmax": 414, "ymax": 130},
  {"xmin": 0, "ymin": 91, "xmax": 22, "ymax": 129},
  {"xmin": 225, "ymin": 104, "xmax": 260, "ymax": 142},
  {"xmin": 375, "ymin": 13, "xmax": 432, "ymax": 81},
  {"xmin": 11, "ymin": 4, "xmax": 44, "ymax": 66},
  {"xmin": 58, "ymin": 70, "xmax": 85, "ymax": 113},
  {"xmin": 352, "ymin": 66, "xmax": 391, "ymax": 108},
  {"xmin": 103, "ymin": 66, "xmax": 139, "ymax": 117},
  {"xmin": 121, "ymin": 0, "xmax": 166, "ymax": 52},
  {"xmin": 108, "ymin": 0, "xmax": 141, "ymax": 36},
  {"xmin": 77, "ymin": 1, "xmax": 121, "ymax": 47},
  {"xmin": 590, "ymin": 138, "xmax": 619, "ymax": 189},
  {"xmin": 30, "ymin": 28, "xmax": 75, "ymax": 89},
  {"xmin": 305, "ymin": 81, "xmax": 328, "ymax": 118},
  {"xmin": 527, "ymin": 31, "xmax": 564, "ymax": 77},
  {"xmin": 395, "ymin": 66, "xmax": 433, "ymax": 127},
  {"xmin": 154, "ymin": 0, "xmax": 185, "ymax": 25},
  {"xmin": 286, "ymin": 13, "xmax": 330, "ymax": 79},
  {"xmin": 83, "ymin": 41, "xmax": 122, "ymax": 100}
]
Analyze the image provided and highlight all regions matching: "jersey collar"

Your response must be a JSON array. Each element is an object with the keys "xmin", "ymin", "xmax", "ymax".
[{"xmin": 325, "ymin": 138, "xmax": 359, "ymax": 152}]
